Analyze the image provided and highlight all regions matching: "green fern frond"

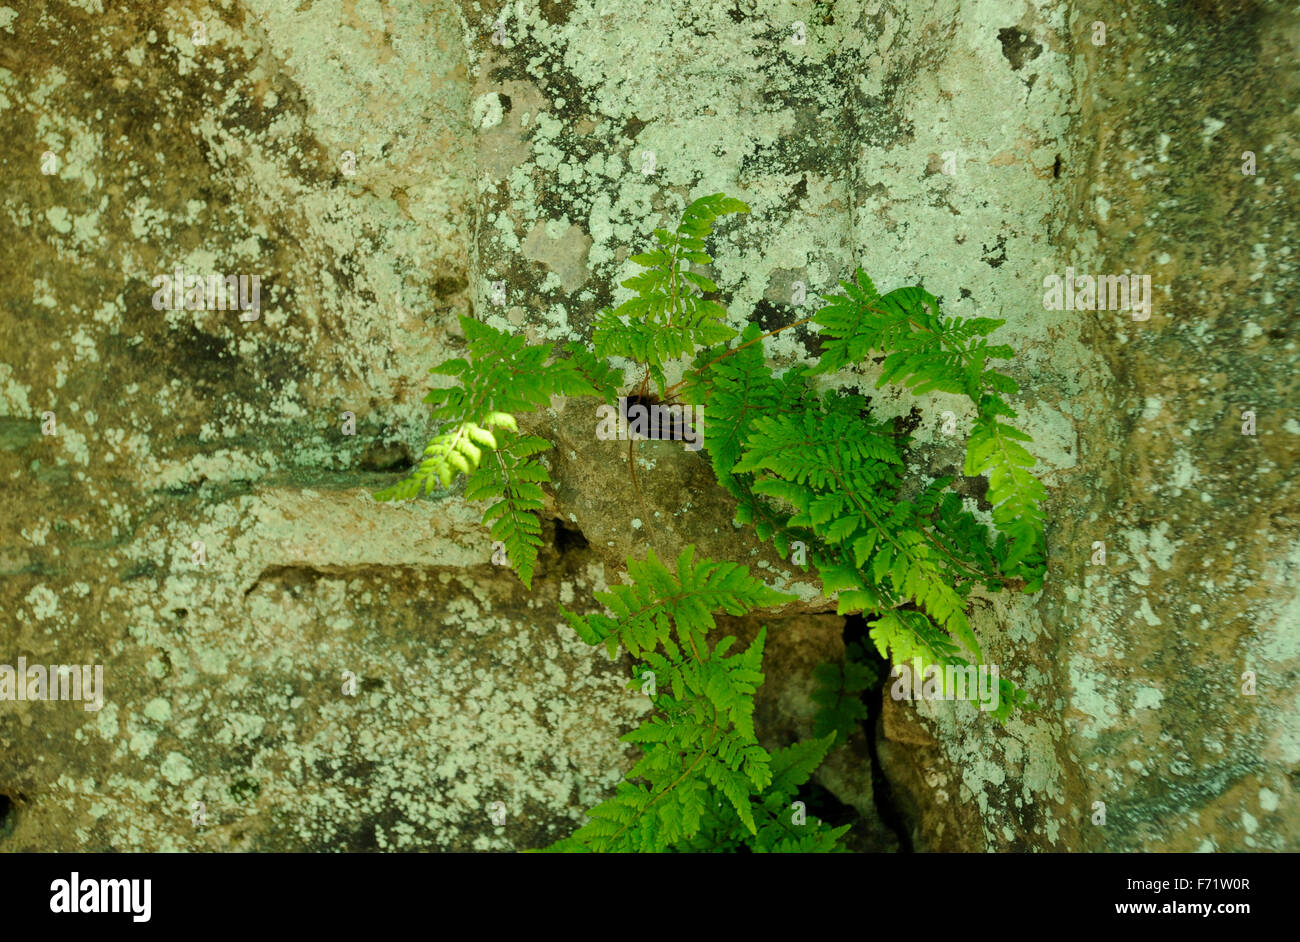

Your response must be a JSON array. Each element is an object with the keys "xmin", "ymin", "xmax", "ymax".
[
  {"xmin": 868, "ymin": 608, "xmax": 962, "ymax": 665},
  {"xmin": 967, "ymin": 400, "xmax": 1048, "ymax": 589},
  {"xmin": 729, "ymin": 401, "xmax": 981, "ymax": 659},
  {"xmin": 554, "ymin": 624, "xmax": 774, "ymax": 851},
  {"xmin": 559, "ymin": 340, "xmax": 621, "ymax": 405},
  {"xmin": 592, "ymin": 193, "xmax": 748, "ymax": 394},
  {"xmin": 683, "ymin": 323, "xmax": 810, "ymax": 506},
  {"xmin": 670, "ymin": 733, "xmax": 851, "ymax": 853},
  {"xmin": 561, "ymin": 546, "xmax": 793, "ymax": 661},
  {"xmin": 546, "ymin": 549, "xmax": 851, "ymax": 853},
  {"xmin": 464, "ymin": 433, "xmax": 551, "ymax": 588},
  {"xmin": 811, "ymin": 269, "xmax": 1047, "ymax": 590}
]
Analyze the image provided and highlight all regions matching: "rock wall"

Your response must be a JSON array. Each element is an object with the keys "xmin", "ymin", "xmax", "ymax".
[{"xmin": 0, "ymin": 0, "xmax": 1294, "ymax": 851}]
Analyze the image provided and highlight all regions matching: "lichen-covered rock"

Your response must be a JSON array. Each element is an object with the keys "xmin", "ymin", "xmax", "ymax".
[
  {"xmin": 874, "ymin": 0, "xmax": 1300, "ymax": 853},
  {"xmin": 1, "ymin": 0, "xmax": 1295, "ymax": 853},
  {"xmin": 0, "ymin": 0, "xmax": 641, "ymax": 851}
]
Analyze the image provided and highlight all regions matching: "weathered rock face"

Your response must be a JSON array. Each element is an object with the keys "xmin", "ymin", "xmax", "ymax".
[
  {"xmin": 0, "ymin": 0, "xmax": 1294, "ymax": 851},
  {"xmin": 1041, "ymin": 0, "xmax": 1300, "ymax": 852},
  {"xmin": 870, "ymin": 0, "xmax": 1300, "ymax": 853}
]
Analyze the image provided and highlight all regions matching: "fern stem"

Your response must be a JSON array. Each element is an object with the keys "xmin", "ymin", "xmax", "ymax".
[
  {"xmin": 665, "ymin": 310, "xmax": 816, "ymax": 394},
  {"xmin": 919, "ymin": 524, "xmax": 997, "ymax": 585},
  {"xmin": 665, "ymin": 314, "xmax": 818, "ymax": 399}
]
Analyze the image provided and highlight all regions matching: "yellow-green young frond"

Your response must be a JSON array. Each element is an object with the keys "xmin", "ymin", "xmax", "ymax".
[
  {"xmin": 375, "ymin": 316, "xmax": 607, "ymax": 504},
  {"xmin": 373, "ymin": 420, "xmax": 485, "ymax": 500}
]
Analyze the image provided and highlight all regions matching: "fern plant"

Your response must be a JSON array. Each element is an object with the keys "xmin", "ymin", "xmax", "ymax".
[
  {"xmin": 373, "ymin": 317, "xmax": 619, "ymax": 586},
  {"xmin": 592, "ymin": 193, "xmax": 749, "ymax": 399},
  {"xmin": 540, "ymin": 547, "xmax": 849, "ymax": 852},
  {"xmin": 377, "ymin": 192, "xmax": 1048, "ymax": 851}
]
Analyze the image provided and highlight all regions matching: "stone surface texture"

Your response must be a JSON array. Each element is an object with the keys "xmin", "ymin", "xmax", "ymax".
[{"xmin": 0, "ymin": 0, "xmax": 1294, "ymax": 851}]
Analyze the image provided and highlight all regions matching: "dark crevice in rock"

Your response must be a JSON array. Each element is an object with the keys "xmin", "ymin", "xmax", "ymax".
[
  {"xmin": 0, "ymin": 793, "xmax": 14, "ymax": 839},
  {"xmin": 997, "ymin": 27, "xmax": 1042, "ymax": 71},
  {"xmin": 620, "ymin": 393, "xmax": 691, "ymax": 442},
  {"xmin": 796, "ymin": 780, "xmax": 859, "ymax": 835},
  {"xmin": 241, "ymin": 562, "xmax": 459, "ymax": 599},
  {"xmin": 357, "ymin": 440, "xmax": 412, "ymax": 473},
  {"xmin": 843, "ymin": 613, "xmax": 913, "ymax": 853},
  {"xmin": 551, "ymin": 517, "xmax": 589, "ymax": 554},
  {"xmin": 144, "ymin": 466, "xmax": 424, "ymax": 499}
]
